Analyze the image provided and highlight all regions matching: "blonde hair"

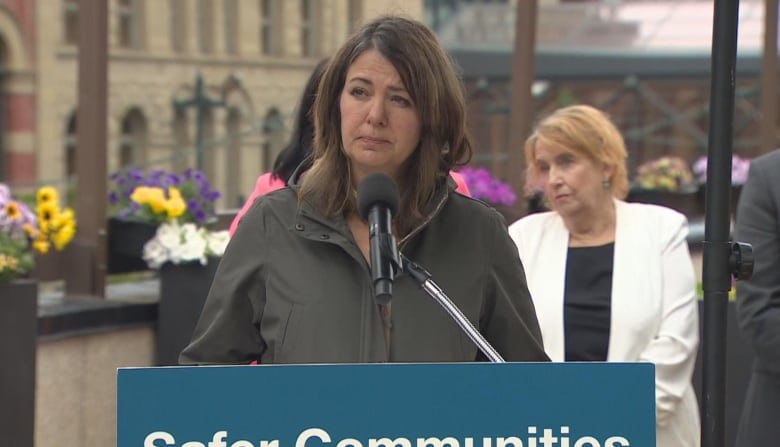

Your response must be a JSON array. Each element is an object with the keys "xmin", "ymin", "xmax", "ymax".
[{"xmin": 524, "ymin": 104, "xmax": 629, "ymax": 199}]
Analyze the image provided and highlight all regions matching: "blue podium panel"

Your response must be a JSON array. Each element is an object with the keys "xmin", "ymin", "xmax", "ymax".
[{"xmin": 118, "ymin": 362, "xmax": 654, "ymax": 447}]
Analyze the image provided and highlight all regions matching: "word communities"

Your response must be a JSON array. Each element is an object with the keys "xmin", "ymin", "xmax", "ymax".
[{"xmin": 144, "ymin": 427, "xmax": 632, "ymax": 447}]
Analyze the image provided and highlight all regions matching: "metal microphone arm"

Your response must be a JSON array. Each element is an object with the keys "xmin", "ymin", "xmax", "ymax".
[{"xmin": 395, "ymin": 253, "xmax": 506, "ymax": 363}]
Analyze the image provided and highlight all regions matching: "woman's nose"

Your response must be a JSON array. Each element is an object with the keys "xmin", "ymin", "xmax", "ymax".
[
  {"xmin": 366, "ymin": 98, "xmax": 387, "ymax": 127},
  {"xmin": 547, "ymin": 167, "xmax": 563, "ymax": 186}
]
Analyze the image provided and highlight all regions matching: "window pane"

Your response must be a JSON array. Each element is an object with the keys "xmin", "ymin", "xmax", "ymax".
[
  {"xmin": 198, "ymin": 0, "xmax": 213, "ymax": 53},
  {"xmin": 259, "ymin": 0, "xmax": 275, "ymax": 55},
  {"xmin": 170, "ymin": 0, "xmax": 184, "ymax": 52},
  {"xmin": 224, "ymin": 0, "xmax": 237, "ymax": 54},
  {"xmin": 64, "ymin": 0, "xmax": 79, "ymax": 45}
]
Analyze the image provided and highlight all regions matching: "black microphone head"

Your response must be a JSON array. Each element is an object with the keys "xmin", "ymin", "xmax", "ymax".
[{"xmin": 357, "ymin": 173, "xmax": 400, "ymax": 220}]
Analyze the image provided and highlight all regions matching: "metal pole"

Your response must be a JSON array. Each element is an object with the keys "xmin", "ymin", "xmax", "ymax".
[
  {"xmin": 67, "ymin": 0, "xmax": 108, "ymax": 296},
  {"xmin": 508, "ymin": 0, "xmax": 538, "ymax": 217},
  {"xmin": 760, "ymin": 0, "xmax": 778, "ymax": 156},
  {"xmin": 702, "ymin": 1, "xmax": 740, "ymax": 446}
]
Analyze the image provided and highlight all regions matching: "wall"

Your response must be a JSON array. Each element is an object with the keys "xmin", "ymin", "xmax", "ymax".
[{"xmin": 35, "ymin": 326, "xmax": 155, "ymax": 447}]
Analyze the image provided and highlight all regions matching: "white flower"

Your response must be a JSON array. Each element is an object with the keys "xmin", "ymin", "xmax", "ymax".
[
  {"xmin": 206, "ymin": 230, "xmax": 230, "ymax": 256},
  {"xmin": 142, "ymin": 220, "xmax": 226, "ymax": 269}
]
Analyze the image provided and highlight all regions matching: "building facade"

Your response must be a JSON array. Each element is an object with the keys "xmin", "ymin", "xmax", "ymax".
[{"xmin": 0, "ymin": 0, "xmax": 422, "ymax": 207}]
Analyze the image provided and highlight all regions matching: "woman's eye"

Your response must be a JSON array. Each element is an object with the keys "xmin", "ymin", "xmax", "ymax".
[
  {"xmin": 537, "ymin": 164, "xmax": 550, "ymax": 173},
  {"xmin": 559, "ymin": 156, "xmax": 574, "ymax": 166},
  {"xmin": 350, "ymin": 87, "xmax": 367, "ymax": 97},
  {"xmin": 391, "ymin": 95, "xmax": 412, "ymax": 107}
]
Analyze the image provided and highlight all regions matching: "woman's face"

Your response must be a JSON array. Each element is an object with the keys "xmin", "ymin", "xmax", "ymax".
[
  {"xmin": 339, "ymin": 49, "xmax": 421, "ymax": 184},
  {"xmin": 533, "ymin": 137, "xmax": 613, "ymax": 219}
]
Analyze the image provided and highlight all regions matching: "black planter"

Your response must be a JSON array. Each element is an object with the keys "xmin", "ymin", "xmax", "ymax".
[
  {"xmin": 157, "ymin": 257, "xmax": 220, "ymax": 365},
  {"xmin": 626, "ymin": 188, "xmax": 704, "ymax": 217},
  {"xmin": 696, "ymin": 184, "xmax": 743, "ymax": 219},
  {"xmin": 0, "ymin": 279, "xmax": 37, "ymax": 447},
  {"xmin": 107, "ymin": 217, "xmax": 158, "ymax": 274}
]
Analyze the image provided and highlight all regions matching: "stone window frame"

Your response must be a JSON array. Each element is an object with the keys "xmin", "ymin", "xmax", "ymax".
[{"xmin": 117, "ymin": 0, "xmax": 145, "ymax": 49}]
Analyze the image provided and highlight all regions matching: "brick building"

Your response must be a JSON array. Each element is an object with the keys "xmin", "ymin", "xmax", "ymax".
[{"xmin": 0, "ymin": 0, "xmax": 422, "ymax": 207}]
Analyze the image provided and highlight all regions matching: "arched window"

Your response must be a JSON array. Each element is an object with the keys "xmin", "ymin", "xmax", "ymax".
[
  {"xmin": 347, "ymin": 0, "xmax": 362, "ymax": 33},
  {"xmin": 301, "ymin": 0, "xmax": 320, "ymax": 57},
  {"xmin": 225, "ymin": 108, "xmax": 242, "ymax": 207},
  {"xmin": 118, "ymin": 0, "xmax": 144, "ymax": 49},
  {"xmin": 169, "ymin": 0, "xmax": 186, "ymax": 53},
  {"xmin": 259, "ymin": 0, "xmax": 280, "ymax": 55},
  {"xmin": 65, "ymin": 112, "xmax": 77, "ymax": 179},
  {"xmin": 197, "ymin": 0, "xmax": 214, "ymax": 53},
  {"xmin": 63, "ymin": 0, "xmax": 79, "ymax": 45},
  {"xmin": 201, "ymin": 107, "xmax": 216, "ymax": 181},
  {"xmin": 0, "ymin": 38, "xmax": 7, "ymax": 181},
  {"xmin": 262, "ymin": 108, "xmax": 284, "ymax": 172},
  {"xmin": 224, "ymin": 0, "xmax": 238, "ymax": 55},
  {"xmin": 172, "ymin": 107, "xmax": 190, "ymax": 172},
  {"xmin": 119, "ymin": 108, "xmax": 148, "ymax": 168}
]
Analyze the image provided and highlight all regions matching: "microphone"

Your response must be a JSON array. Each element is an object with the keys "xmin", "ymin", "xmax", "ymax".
[{"xmin": 357, "ymin": 173, "xmax": 401, "ymax": 305}]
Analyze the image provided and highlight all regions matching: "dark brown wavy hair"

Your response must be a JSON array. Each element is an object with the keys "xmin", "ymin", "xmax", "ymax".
[{"xmin": 299, "ymin": 15, "xmax": 472, "ymax": 236}]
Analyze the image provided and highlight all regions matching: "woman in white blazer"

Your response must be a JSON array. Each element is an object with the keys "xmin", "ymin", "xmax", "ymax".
[{"xmin": 508, "ymin": 105, "xmax": 700, "ymax": 447}]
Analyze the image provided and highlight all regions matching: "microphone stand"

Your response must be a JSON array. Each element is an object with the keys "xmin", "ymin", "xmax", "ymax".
[{"xmin": 393, "ymin": 253, "xmax": 506, "ymax": 363}]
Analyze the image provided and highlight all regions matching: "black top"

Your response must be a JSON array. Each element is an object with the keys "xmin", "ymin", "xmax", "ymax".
[{"xmin": 564, "ymin": 242, "xmax": 615, "ymax": 361}]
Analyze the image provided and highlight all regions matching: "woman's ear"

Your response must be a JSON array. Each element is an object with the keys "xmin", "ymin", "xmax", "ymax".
[{"xmin": 602, "ymin": 162, "xmax": 615, "ymax": 182}]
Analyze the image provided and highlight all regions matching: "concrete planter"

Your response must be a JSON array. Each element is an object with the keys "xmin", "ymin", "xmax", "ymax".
[{"xmin": 0, "ymin": 279, "xmax": 37, "ymax": 446}]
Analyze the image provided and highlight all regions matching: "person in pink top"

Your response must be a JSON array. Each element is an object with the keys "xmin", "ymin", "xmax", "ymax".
[{"xmin": 230, "ymin": 59, "xmax": 470, "ymax": 236}]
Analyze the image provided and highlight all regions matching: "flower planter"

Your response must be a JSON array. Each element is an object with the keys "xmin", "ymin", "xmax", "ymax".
[
  {"xmin": 107, "ymin": 217, "xmax": 158, "ymax": 274},
  {"xmin": 696, "ymin": 184, "xmax": 743, "ymax": 219},
  {"xmin": 157, "ymin": 257, "xmax": 220, "ymax": 365},
  {"xmin": 0, "ymin": 279, "xmax": 37, "ymax": 446},
  {"xmin": 626, "ymin": 188, "xmax": 704, "ymax": 217}
]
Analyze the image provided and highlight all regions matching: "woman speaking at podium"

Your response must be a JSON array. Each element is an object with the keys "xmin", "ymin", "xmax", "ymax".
[{"xmin": 180, "ymin": 15, "xmax": 548, "ymax": 365}]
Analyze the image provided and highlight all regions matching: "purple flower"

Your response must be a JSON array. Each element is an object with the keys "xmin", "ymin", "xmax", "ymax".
[
  {"xmin": 457, "ymin": 167, "xmax": 517, "ymax": 206},
  {"xmin": 108, "ymin": 167, "xmax": 222, "ymax": 224},
  {"xmin": 194, "ymin": 209, "xmax": 208, "ymax": 222},
  {"xmin": 692, "ymin": 155, "xmax": 752, "ymax": 185}
]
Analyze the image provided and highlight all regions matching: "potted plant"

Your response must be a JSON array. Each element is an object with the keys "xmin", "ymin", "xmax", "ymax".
[
  {"xmin": 0, "ymin": 182, "xmax": 76, "ymax": 446},
  {"xmin": 142, "ymin": 220, "xmax": 229, "ymax": 366},
  {"xmin": 107, "ymin": 167, "xmax": 221, "ymax": 273},
  {"xmin": 627, "ymin": 156, "xmax": 702, "ymax": 216},
  {"xmin": 456, "ymin": 166, "xmax": 519, "ymax": 221}
]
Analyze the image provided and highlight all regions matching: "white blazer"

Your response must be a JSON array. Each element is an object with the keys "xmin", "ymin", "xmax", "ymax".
[{"xmin": 509, "ymin": 200, "xmax": 700, "ymax": 447}]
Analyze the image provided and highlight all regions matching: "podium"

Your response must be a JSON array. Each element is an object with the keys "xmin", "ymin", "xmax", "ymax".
[{"xmin": 118, "ymin": 362, "xmax": 655, "ymax": 446}]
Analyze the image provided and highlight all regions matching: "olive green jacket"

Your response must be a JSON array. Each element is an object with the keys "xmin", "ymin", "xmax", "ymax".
[{"xmin": 180, "ymin": 178, "xmax": 548, "ymax": 365}]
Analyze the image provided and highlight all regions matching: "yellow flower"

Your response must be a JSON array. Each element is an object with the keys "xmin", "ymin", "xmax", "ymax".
[
  {"xmin": 37, "ymin": 202, "xmax": 57, "ymax": 225},
  {"xmin": 37, "ymin": 186, "xmax": 60, "ymax": 206},
  {"xmin": 5, "ymin": 200, "xmax": 22, "ymax": 219},
  {"xmin": 33, "ymin": 237, "xmax": 50, "ymax": 254},
  {"xmin": 53, "ymin": 223, "xmax": 76, "ymax": 250},
  {"xmin": 130, "ymin": 186, "xmax": 151, "ymax": 203},
  {"xmin": 23, "ymin": 222, "xmax": 38, "ymax": 238},
  {"xmin": 147, "ymin": 191, "xmax": 168, "ymax": 214},
  {"xmin": 0, "ymin": 254, "xmax": 18, "ymax": 269},
  {"xmin": 60, "ymin": 207, "xmax": 75, "ymax": 222},
  {"xmin": 131, "ymin": 186, "xmax": 167, "ymax": 214},
  {"xmin": 165, "ymin": 187, "xmax": 186, "ymax": 218}
]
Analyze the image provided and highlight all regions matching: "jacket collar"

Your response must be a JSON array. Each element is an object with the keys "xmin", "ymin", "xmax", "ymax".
[{"xmin": 288, "ymin": 167, "xmax": 453, "ymax": 243}]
